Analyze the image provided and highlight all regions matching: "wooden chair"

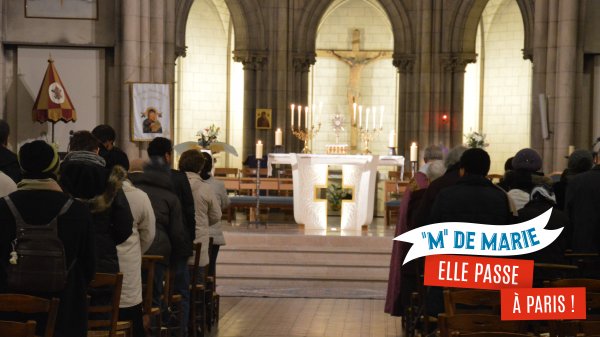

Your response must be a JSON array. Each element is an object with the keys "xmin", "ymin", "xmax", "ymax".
[
  {"xmin": 240, "ymin": 167, "xmax": 268, "ymax": 178},
  {"xmin": 384, "ymin": 180, "xmax": 407, "ymax": 227},
  {"xmin": 450, "ymin": 332, "xmax": 535, "ymax": 337},
  {"xmin": 162, "ymin": 268, "xmax": 184, "ymax": 337},
  {"xmin": 141, "ymin": 255, "xmax": 165, "ymax": 337},
  {"xmin": 443, "ymin": 289, "xmax": 501, "ymax": 316},
  {"xmin": 438, "ymin": 313, "xmax": 526, "ymax": 337},
  {"xmin": 189, "ymin": 243, "xmax": 206, "ymax": 337},
  {"xmin": 213, "ymin": 168, "xmax": 238, "ymax": 178},
  {"xmin": 205, "ymin": 238, "xmax": 219, "ymax": 331},
  {"xmin": 544, "ymin": 278, "xmax": 600, "ymax": 292},
  {"xmin": 0, "ymin": 294, "xmax": 59, "ymax": 337},
  {"xmin": 87, "ymin": 272, "xmax": 127, "ymax": 337},
  {"xmin": 0, "ymin": 320, "xmax": 37, "ymax": 337}
]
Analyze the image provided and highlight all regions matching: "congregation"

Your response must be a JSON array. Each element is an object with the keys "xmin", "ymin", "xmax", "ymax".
[{"xmin": 0, "ymin": 121, "xmax": 226, "ymax": 337}]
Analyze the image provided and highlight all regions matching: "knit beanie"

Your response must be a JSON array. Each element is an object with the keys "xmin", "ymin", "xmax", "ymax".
[
  {"xmin": 512, "ymin": 148, "xmax": 542, "ymax": 172},
  {"xmin": 567, "ymin": 150, "xmax": 593, "ymax": 174},
  {"xmin": 18, "ymin": 140, "xmax": 59, "ymax": 179}
]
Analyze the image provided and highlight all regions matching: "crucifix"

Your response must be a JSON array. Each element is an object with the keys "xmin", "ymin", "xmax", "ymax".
[{"xmin": 316, "ymin": 29, "xmax": 393, "ymax": 150}]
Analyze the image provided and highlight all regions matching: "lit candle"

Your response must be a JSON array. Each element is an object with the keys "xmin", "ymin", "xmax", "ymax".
[
  {"xmin": 380, "ymin": 106, "xmax": 384, "ymax": 129},
  {"xmin": 297, "ymin": 105, "xmax": 302, "ymax": 128},
  {"xmin": 305, "ymin": 106, "xmax": 309, "ymax": 128},
  {"xmin": 353, "ymin": 103, "xmax": 357, "ymax": 124},
  {"xmin": 291, "ymin": 104, "xmax": 295, "ymax": 128},
  {"xmin": 366, "ymin": 108, "xmax": 370, "ymax": 130},
  {"xmin": 359, "ymin": 105, "xmax": 363, "ymax": 128},
  {"xmin": 568, "ymin": 145, "xmax": 575, "ymax": 156},
  {"xmin": 388, "ymin": 129, "xmax": 396, "ymax": 148},
  {"xmin": 410, "ymin": 142, "xmax": 418, "ymax": 162},
  {"xmin": 372, "ymin": 107, "xmax": 377, "ymax": 130},
  {"xmin": 275, "ymin": 128, "xmax": 282, "ymax": 146},
  {"xmin": 256, "ymin": 140, "xmax": 263, "ymax": 158}
]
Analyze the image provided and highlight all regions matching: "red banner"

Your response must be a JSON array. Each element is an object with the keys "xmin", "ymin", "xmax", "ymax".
[
  {"xmin": 501, "ymin": 287, "xmax": 586, "ymax": 320},
  {"xmin": 424, "ymin": 255, "xmax": 534, "ymax": 290}
]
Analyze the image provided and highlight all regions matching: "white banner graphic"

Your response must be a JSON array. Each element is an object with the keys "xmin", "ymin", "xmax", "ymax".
[{"xmin": 395, "ymin": 209, "xmax": 562, "ymax": 265}]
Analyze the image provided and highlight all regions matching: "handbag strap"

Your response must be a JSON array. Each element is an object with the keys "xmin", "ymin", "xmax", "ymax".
[{"xmin": 4, "ymin": 196, "xmax": 73, "ymax": 233}]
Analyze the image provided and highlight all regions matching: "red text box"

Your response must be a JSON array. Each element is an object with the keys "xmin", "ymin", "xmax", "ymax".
[
  {"xmin": 501, "ymin": 287, "xmax": 586, "ymax": 320},
  {"xmin": 424, "ymin": 255, "xmax": 533, "ymax": 290}
]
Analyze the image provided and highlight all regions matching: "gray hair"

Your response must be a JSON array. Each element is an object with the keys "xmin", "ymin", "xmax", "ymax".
[
  {"xmin": 445, "ymin": 145, "xmax": 468, "ymax": 168},
  {"xmin": 426, "ymin": 160, "xmax": 446, "ymax": 182},
  {"xmin": 424, "ymin": 145, "xmax": 444, "ymax": 162}
]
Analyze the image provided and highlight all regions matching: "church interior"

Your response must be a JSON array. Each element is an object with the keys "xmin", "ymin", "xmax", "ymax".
[{"xmin": 1, "ymin": 0, "xmax": 600, "ymax": 336}]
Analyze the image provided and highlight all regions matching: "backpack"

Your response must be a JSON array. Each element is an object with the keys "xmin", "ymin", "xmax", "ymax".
[{"xmin": 4, "ymin": 196, "xmax": 74, "ymax": 293}]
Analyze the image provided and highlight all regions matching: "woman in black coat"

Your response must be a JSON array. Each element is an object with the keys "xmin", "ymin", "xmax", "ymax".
[
  {"xmin": 59, "ymin": 131, "xmax": 133, "ymax": 273},
  {"xmin": 0, "ymin": 140, "xmax": 96, "ymax": 337}
]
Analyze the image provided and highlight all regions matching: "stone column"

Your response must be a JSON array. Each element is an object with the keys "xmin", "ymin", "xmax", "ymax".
[
  {"xmin": 553, "ymin": 0, "xmax": 578, "ymax": 169},
  {"xmin": 531, "ymin": 0, "xmax": 549, "ymax": 171},
  {"xmin": 289, "ymin": 55, "xmax": 314, "ymax": 153},
  {"xmin": 120, "ymin": 0, "xmax": 142, "ymax": 157},
  {"xmin": 234, "ymin": 51, "xmax": 266, "ymax": 160},
  {"xmin": 393, "ymin": 53, "xmax": 415, "ymax": 158}
]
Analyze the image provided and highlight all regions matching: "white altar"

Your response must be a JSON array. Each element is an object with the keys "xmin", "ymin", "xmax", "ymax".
[{"xmin": 267, "ymin": 154, "xmax": 404, "ymax": 233}]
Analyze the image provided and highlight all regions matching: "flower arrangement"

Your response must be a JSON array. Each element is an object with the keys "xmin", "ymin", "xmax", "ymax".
[
  {"xmin": 196, "ymin": 124, "xmax": 220, "ymax": 147},
  {"xmin": 326, "ymin": 183, "xmax": 350, "ymax": 211},
  {"xmin": 464, "ymin": 131, "xmax": 489, "ymax": 148}
]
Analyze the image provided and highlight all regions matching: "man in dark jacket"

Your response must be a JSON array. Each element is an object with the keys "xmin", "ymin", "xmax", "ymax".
[
  {"xmin": 0, "ymin": 120, "xmax": 21, "ymax": 183},
  {"xmin": 129, "ymin": 157, "xmax": 190, "ymax": 327},
  {"xmin": 429, "ymin": 148, "xmax": 512, "ymax": 226},
  {"xmin": 59, "ymin": 131, "xmax": 133, "ymax": 273},
  {"xmin": 565, "ymin": 163, "xmax": 600, "ymax": 253},
  {"xmin": 146, "ymin": 137, "xmax": 194, "ymax": 336},
  {"xmin": 0, "ymin": 140, "xmax": 96, "ymax": 337}
]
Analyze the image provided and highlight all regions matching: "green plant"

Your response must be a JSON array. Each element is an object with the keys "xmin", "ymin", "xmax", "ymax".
[{"xmin": 326, "ymin": 183, "xmax": 349, "ymax": 210}]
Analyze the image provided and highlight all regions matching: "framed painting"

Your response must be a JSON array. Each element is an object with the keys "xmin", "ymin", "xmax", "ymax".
[
  {"xmin": 131, "ymin": 83, "xmax": 171, "ymax": 141},
  {"xmin": 256, "ymin": 108, "xmax": 272, "ymax": 130},
  {"xmin": 25, "ymin": 0, "xmax": 98, "ymax": 20}
]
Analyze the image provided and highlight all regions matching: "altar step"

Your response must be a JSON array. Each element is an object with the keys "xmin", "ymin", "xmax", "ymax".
[{"xmin": 216, "ymin": 232, "xmax": 394, "ymax": 298}]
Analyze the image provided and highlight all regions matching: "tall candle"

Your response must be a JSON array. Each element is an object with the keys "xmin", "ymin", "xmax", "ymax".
[
  {"xmin": 291, "ymin": 104, "xmax": 295, "ymax": 128},
  {"xmin": 380, "ymin": 106, "xmax": 384, "ymax": 129},
  {"xmin": 365, "ymin": 108, "xmax": 370, "ymax": 130},
  {"xmin": 372, "ymin": 107, "xmax": 376, "ymax": 130},
  {"xmin": 297, "ymin": 105, "xmax": 302, "ymax": 128},
  {"xmin": 275, "ymin": 128, "xmax": 282, "ymax": 146},
  {"xmin": 359, "ymin": 105, "xmax": 363, "ymax": 128},
  {"xmin": 256, "ymin": 140, "xmax": 263, "ymax": 158},
  {"xmin": 305, "ymin": 106, "xmax": 309, "ymax": 128},
  {"xmin": 568, "ymin": 145, "xmax": 575, "ymax": 156},
  {"xmin": 353, "ymin": 103, "xmax": 357, "ymax": 124},
  {"xmin": 388, "ymin": 129, "xmax": 396, "ymax": 148},
  {"xmin": 410, "ymin": 142, "xmax": 418, "ymax": 162}
]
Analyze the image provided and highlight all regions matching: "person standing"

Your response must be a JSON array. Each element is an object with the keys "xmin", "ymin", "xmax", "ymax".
[
  {"xmin": 0, "ymin": 120, "xmax": 21, "ymax": 183},
  {"xmin": 0, "ymin": 140, "xmax": 96, "ymax": 337}
]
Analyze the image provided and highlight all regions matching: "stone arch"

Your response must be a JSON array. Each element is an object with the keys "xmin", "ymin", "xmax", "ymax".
[
  {"xmin": 447, "ymin": 0, "xmax": 534, "ymax": 58},
  {"xmin": 296, "ymin": 0, "xmax": 414, "ymax": 56},
  {"xmin": 174, "ymin": 0, "xmax": 266, "ymax": 57}
]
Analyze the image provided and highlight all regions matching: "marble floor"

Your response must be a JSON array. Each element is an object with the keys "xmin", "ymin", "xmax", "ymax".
[{"xmin": 215, "ymin": 297, "xmax": 403, "ymax": 337}]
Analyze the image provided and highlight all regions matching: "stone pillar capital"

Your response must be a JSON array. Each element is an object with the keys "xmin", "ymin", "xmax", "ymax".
[
  {"xmin": 392, "ymin": 53, "xmax": 415, "ymax": 73},
  {"xmin": 175, "ymin": 45, "xmax": 188, "ymax": 58},
  {"xmin": 292, "ymin": 53, "xmax": 316, "ymax": 73},
  {"xmin": 441, "ymin": 53, "xmax": 477, "ymax": 72},
  {"xmin": 233, "ymin": 50, "xmax": 268, "ymax": 70}
]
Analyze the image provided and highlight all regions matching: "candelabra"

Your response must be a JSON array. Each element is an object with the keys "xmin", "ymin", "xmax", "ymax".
[
  {"xmin": 359, "ymin": 126, "xmax": 382, "ymax": 154},
  {"xmin": 292, "ymin": 123, "xmax": 321, "ymax": 153}
]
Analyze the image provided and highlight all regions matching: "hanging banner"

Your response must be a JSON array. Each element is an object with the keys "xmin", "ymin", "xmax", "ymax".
[{"xmin": 131, "ymin": 83, "xmax": 171, "ymax": 141}]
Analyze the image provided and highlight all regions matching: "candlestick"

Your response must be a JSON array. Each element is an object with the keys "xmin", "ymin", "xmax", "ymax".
[
  {"xmin": 388, "ymin": 129, "xmax": 396, "ymax": 148},
  {"xmin": 359, "ymin": 105, "xmax": 363, "ymax": 128},
  {"xmin": 291, "ymin": 104, "xmax": 295, "ymax": 128},
  {"xmin": 353, "ymin": 103, "xmax": 357, "ymax": 125},
  {"xmin": 305, "ymin": 106, "xmax": 309, "ymax": 129},
  {"xmin": 365, "ymin": 108, "xmax": 370, "ymax": 130},
  {"xmin": 256, "ymin": 140, "xmax": 263, "ymax": 158},
  {"xmin": 275, "ymin": 128, "xmax": 282, "ymax": 146},
  {"xmin": 410, "ymin": 142, "xmax": 418, "ymax": 162},
  {"xmin": 297, "ymin": 105, "xmax": 302, "ymax": 129}
]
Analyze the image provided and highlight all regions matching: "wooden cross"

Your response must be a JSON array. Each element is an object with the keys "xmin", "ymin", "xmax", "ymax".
[{"xmin": 316, "ymin": 29, "xmax": 393, "ymax": 148}]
